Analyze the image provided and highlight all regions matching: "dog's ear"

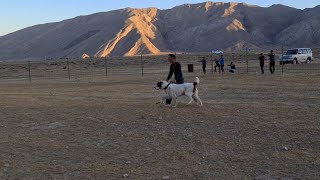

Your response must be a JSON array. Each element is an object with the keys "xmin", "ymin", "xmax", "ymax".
[{"xmin": 157, "ymin": 82, "xmax": 163, "ymax": 88}]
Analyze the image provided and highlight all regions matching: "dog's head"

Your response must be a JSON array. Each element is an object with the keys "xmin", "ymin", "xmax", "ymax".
[{"xmin": 154, "ymin": 81, "xmax": 169, "ymax": 90}]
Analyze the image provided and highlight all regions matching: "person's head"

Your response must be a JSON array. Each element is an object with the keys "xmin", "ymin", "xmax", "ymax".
[
  {"xmin": 270, "ymin": 50, "xmax": 273, "ymax": 53},
  {"xmin": 260, "ymin": 53, "xmax": 263, "ymax": 56},
  {"xmin": 202, "ymin": 57, "xmax": 206, "ymax": 60},
  {"xmin": 168, "ymin": 54, "xmax": 176, "ymax": 64},
  {"xmin": 221, "ymin": 55, "xmax": 223, "ymax": 58},
  {"xmin": 230, "ymin": 62, "xmax": 233, "ymax": 64}
]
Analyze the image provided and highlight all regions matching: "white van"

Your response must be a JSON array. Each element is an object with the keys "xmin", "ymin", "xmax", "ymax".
[{"xmin": 280, "ymin": 48, "xmax": 313, "ymax": 64}]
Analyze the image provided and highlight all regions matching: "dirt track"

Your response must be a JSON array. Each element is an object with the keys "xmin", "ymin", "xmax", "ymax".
[{"xmin": 0, "ymin": 72, "xmax": 319, "ymax": 179}]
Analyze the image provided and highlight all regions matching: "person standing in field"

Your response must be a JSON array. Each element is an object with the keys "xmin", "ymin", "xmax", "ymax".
[
  {"xmin": 166, "ymin": 54, "xmax": 184, "ymax": 84},
  {"xmin": 201, "ymin": 57, "xmax": 207, "ymax": 74},
  {"xmin": 219, "ymin": 55, "xmax": 225, "ymax": 73},
  {"xmin": 268, "ymin": 50, "xmax": 276, "ymax": 74},
  {"xmin": 214, "ymin": 57, "xmax": 221, "ymax": 73},
  {"xmin": 258, "ymin": 53, "xmax": 265, "ymax": 74}
]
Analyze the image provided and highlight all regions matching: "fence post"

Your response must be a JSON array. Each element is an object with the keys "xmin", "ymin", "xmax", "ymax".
[
  {"xmin": 246, "ymin": 48, "xmax": 249, "ymax": 73},
  {"xmin": 211, "ymin": 50, "xmax": 214, "ymax": 74},
  {"xmin": 67, "ymin": 59, "xmax": 71, "ymax": 80},
  {"xmin": 105, "ymin": 56, "xmax": 108, "ymax": 78},
  {"xmin": 28, "ymin": 61, "xmax": 31, "ymax": 82},
  {"xmin": 141, "ymin": 53, "xmax": 144, "ymax": 76},
  {"xmin": 281, "ymin": 45, "xmax": 284, "ymax": 75}
]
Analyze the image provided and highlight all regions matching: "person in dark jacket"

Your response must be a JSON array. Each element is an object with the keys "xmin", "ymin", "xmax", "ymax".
[
  {"xmin": 213, "ymin": 57, "xmax": 221, "ymax": 73},
  {"xmin": 228, "ymin": 62, "xmax": 236, "ymax": 73},
  {"xmin": 268, "ymin": 50, "xmax": 276, "ymax": 74},
  {"xmin": 258, "ymin": 53, "xmax": 265, "ymax": 74},
  {"xmin": 200, "ymin": 57, "xmax": 207, "ymax": 74},
  {"xmin": 167, "ymin": 54, "xmax": 184, "ymax": 84}
]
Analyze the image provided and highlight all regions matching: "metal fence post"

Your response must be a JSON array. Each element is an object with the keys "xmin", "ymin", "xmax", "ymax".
[
  {"xmin": 211, "ymin": 50, "xmax": 214, "ymax": 74},
  {"xmin": 281, "ymin": 45, "xmax": 284, "ymax": 75},
  {"xmin": 28, "ymin": 61, "xmax": 31, "ymax": 82},
  {"xmin": 246, "ymin": 48, "xmax": 249, "ymax": 73},
  {"xmin": 67, "ymin": 59, "xmax": 71, "ymax": 80},
  {"xmin": 105, "ymin": 56, "xmax": 108, "ymax": 78},
  {"xmin": 141, "ymin": 53, "xmax": 144, "ymax": 76}
]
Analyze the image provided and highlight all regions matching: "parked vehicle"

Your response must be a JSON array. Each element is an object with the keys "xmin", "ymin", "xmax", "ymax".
[
  {"xmin": 279, "ymin": 48, "xmax": 313, "ymax": 64},
  {"xmin": 212, "ymin": 50, "xmax": 224, "ymax": 54}
]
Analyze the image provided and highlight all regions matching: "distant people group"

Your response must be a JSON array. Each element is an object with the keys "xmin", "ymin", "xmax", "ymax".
[
  {"xmin": 213, "ymin": 55, "xmax": 226, "ymax": 73},
  {"xmin": 200, "ymin": 55, "xmax": 234, "ymax": 74},
  {"xmin": 200, "ymin": 55, "xmax": 227, "ymax": 74},
  {"xmin": 258, "ymin": 50, "xmax": 276, "ymax": 74},
  {"xmin": 167, "ymin": 49, "xmax": 278, "ymax": 78}
]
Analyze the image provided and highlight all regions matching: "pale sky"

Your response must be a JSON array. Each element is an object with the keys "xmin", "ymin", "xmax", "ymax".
[{"xmin": 0, "ymin": 0, "xmax": 319, "ymax": 36}]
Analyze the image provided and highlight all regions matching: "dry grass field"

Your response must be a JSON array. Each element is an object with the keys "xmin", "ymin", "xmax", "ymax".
[{"xmin": 0, "ymin": 67, "xmax": 319, "ymax": 179}]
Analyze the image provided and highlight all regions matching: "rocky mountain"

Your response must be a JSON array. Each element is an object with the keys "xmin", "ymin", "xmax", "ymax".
[{"xmin": 0, "ymin": 2, "xmax": 319, "ymax": 60}]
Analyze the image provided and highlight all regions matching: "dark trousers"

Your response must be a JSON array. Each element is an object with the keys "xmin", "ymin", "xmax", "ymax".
[
  {"xmin": 260, "ymin": 64, "xmax": 264, "ymax": 74},
  {"xmin": 270, "ymin": 62, "xmax": 275, "ymax": 74},
  {"xmin": 221, "ymin": 65, "xmax": 224, "ymax": 72},
  {"xmin": 176, "ymin": 78, "xmax": 184, "ymax": 84},
  {"xmin": 202, "ymin": 65, "xmax": 206, "ymax": 74},
  {"xmin": 214, "ymin": 64, "xmax": 220, "ymax": 72}
]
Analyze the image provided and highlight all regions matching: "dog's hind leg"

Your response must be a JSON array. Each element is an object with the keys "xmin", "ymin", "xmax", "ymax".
[
  {"xmin": 186, "ymin": 93, "xmax": 194, "ymax": 105},
  {"xmin": 187, "ymin": 98, "xmax": 194, "ymax": 105},
  {"xmin": 193, "ymin": 94, "xmax": 203, "ymax": 106},
  {"xmin": 196, "ymin": 96, "xmax": 203, "ymax": 106}
]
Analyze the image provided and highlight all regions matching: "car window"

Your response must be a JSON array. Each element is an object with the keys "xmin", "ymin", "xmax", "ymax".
[
  {"xmin": 305, "ymin": 49, "xmax": 309, "ymax": 54},
  {"xmin": 286, "ymin": 50, "xmax": 298, "ymax": 55}
]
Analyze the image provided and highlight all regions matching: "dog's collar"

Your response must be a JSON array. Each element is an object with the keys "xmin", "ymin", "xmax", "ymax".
[{"xmin": 164, "ymin": 83, "xmax": 171, "ymax": 90}]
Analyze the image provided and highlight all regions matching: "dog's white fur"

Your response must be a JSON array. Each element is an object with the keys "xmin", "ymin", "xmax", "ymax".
[{"xmin": 155, "ymin": 77, "xmax": 203, "ymax": 107}]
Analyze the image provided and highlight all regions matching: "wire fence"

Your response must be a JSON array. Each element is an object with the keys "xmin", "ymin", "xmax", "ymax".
[{"xmin": 0, "ymin": 51, "xmax": 319, "ymax": 82}]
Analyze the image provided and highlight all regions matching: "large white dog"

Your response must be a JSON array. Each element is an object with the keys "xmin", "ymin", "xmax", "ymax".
[{"xmin": 155, "ymin": 77, "xmax": 203, "ymax": 107}]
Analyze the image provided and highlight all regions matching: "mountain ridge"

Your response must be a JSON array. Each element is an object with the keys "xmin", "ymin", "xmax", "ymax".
[{"xmin": 0, "ymin": 1, "xmax": 319, "ymax": 60}]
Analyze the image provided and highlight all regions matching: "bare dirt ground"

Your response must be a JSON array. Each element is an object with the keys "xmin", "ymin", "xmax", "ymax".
[{"xmin": 0, "ymin": 69, "xmax": 320, "ymax": 179}]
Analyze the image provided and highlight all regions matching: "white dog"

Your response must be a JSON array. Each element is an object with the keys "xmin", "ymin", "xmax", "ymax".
[{"xmin": 155, "ymin": 77, "xmax": 203, "ymax": 107}]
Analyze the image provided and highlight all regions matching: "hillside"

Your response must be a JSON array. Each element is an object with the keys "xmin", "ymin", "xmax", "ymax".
[{"xmin": 0, "ymin": 2, "xmax": 319, "ymax": 60}]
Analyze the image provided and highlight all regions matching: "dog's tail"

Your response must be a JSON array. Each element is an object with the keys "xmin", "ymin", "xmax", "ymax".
[{"xmin": 193, "ymin": 77, "xmax": 200, "ymax": 93}]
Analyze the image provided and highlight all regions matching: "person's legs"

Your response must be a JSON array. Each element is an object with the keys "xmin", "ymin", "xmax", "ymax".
[
  {"xmin": 269, "ymin": 63, "xmax": 272, "ymax": 74},
  {"xmin": 261, "ymin": 65, "xmax": 264, "ymax": 74},
  {"xmin": 272, "ymin": 63, "xmax": 275, "ymax": 74},
  {"xmin": 270, "ymin": 62, "xmax": 275, "ymax": 74},
  {"xmin": 221, "ymin": 65, "xmax": 224, "ymax": 72},
  {"xmin": 202, "ymin": 65, "xmax": 206, "ymax": 74}
]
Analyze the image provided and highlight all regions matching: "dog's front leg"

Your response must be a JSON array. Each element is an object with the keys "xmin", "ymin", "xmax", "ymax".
[
  {"xmin": 161, "ymin": 96, "xmax": 166, "ymax": 104},
  {"xmin": 160, "ymin": 94, "xmax": 169, "ymax": 105},
  {"xmin": 173, "ymin": 97, "xmax": 178, "ymax": 107}
]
